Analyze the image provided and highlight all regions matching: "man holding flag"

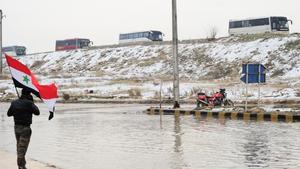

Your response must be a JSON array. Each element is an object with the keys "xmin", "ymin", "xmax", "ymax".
[
  {"xmin": 7, "ymin": 88, "xmax": 40, "ymax": 169},
  {"xmin": 5, "ymin": 54, "xmax": 58, "ymax": 169}
]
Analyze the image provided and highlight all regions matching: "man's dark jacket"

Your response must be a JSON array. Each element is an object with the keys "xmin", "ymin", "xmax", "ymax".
[{"xmin": 7, "ymin": 95, "xmax": 40, "ymax": 126}]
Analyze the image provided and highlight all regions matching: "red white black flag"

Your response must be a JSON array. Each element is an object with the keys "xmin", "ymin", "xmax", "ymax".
[{"xmin": 5, "ymin": 54, "xmax": 58, "ymax": 113}]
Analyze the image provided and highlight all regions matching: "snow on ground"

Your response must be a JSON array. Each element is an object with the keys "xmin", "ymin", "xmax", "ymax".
[{"xmin": 0, "ymin": 34, "xmax": 300, "ymax": 102}]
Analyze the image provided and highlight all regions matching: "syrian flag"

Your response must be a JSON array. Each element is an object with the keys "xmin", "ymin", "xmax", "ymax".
[{"xmin": 5, "ymin": 54, "xmax": 58, "ymax": 114}]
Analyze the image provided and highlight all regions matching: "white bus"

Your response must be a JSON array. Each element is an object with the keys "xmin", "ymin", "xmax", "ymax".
[
  {"xmin": 2, "ymin": 46, "xmax": 26, "ymax": 57},
  {"xmin": 119, "ymin": 30, "xmax": 163, "ymax": 44},
  {"xmin": 229, "ymin": 16, "xmax": 292, "ymax": 35}
]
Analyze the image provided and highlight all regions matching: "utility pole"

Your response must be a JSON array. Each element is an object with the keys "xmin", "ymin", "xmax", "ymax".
[
  {"xmin": 172, "ymin": 0, "xmax": 180, "ymax": 108},
  {"xmin": 245, "ymin": 64, "xmax": 248, "ymax": 112},
  {"xmin": 0, "ymin": 10, "xmax": 3, "ymax": 74}
]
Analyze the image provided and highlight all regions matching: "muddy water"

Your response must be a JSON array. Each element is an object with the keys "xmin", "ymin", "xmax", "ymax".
[{"xmin": 1, "ymin": 103, "xmax": 300, "ymax": 169}]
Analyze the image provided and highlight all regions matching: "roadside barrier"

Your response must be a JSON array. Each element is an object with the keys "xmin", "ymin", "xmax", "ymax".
[{"xmin": 146, "ymin": 108, "xmax": 300, "ymax": 122}]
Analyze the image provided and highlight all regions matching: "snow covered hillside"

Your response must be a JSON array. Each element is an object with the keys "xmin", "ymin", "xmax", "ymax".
[{"xmin": 1, "ymin": 33, "xmax": 300, "ymax": 103}]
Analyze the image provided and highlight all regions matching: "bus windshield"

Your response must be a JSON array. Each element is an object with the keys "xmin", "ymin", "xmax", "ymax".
[
  {"xmin": 271, "ymin": 17, "xmax": 289, "ymax": 30},
  {"xmin": 79, "ymin": 39, "xmax": 90, "ymax": 48},
  {"xmin": 149, "ymin": 31, "xmax": 163, "ymax": 41},
  {"xmin": 16, "ymin": 47, "xmax": 26, "ymax": 55}
]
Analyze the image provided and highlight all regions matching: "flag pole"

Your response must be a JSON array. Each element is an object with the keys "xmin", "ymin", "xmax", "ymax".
[{"xmin": 5, "ymin": 54, "xmax": 20, "ymax": 98}]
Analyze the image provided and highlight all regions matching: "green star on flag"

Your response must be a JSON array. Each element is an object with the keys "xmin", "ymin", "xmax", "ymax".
[{"xmin": 23, "ymin": 75, "xmax": 30, "ymax": 84}]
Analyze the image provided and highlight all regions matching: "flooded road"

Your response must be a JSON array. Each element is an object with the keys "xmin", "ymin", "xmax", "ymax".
[{"xmin": 1, "ymin": 103, "xmax": 300, "ymax": 169}]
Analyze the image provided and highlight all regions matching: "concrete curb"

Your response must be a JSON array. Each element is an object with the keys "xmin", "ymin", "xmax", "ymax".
[
  {"xmin": 0, "ymin": 150, "xmax": 60, "ymax": 169},
  {"xmin": 146, "ymin": 108, "xmax": 300, "ymax": 122}
]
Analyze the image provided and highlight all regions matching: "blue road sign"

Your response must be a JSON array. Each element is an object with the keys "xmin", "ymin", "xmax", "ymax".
[{"xmin": 241, "ymin": 64, "xmax": 266, "ymax": 84}]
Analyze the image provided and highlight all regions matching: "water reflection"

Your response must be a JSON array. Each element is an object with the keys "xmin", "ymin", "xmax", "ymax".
[
  {"xmin": 1, "ymin": 114, "xmax": 4, "ymax": 122},
  {"xmin": 171, "ymin": 114, "xmax": 185, "ymax": 169},
  {"xmin": 243, "ymin": 125, "xmax": 270, "ymax": 168}
]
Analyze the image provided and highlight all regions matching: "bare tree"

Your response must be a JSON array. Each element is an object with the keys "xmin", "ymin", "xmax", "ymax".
[{"xmin": 208, "ymin": 26, "xmax": 218, "ymax": 40}]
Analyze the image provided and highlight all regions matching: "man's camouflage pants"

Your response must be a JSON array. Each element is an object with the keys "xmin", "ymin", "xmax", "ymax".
[{"xmin": 14, "ymin": 125, "xmax": 32, "ymax": 168}]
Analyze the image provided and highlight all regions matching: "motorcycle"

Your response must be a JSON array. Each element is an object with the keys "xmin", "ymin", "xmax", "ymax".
[{"xmin": 196, "ymin": 89, "xmax": 234, "ymax": 108}]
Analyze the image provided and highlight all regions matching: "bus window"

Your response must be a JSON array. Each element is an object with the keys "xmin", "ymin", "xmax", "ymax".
[
  {"xmin": 250, "ymin": 18, "xmax": 269, "ymax": 26},
  {"xmin": 243, "ymin": 20, "xmax": 250, "ymax": 27},
  {"xmin": 134, "ymin": 33, "xmax": 138, "ymax": 38},
  {"xmin": 3, "ymin": 47, "xmax": 14, "ymax": 52},
  {"xmin": 230, "ymin": 21, "xmax": 243, "ymax": 28}
]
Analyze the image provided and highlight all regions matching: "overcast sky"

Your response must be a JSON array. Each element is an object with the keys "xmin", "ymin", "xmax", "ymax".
[{"xmin": 2, "ymin": 0, "xmax": 300, "ymax": 53}]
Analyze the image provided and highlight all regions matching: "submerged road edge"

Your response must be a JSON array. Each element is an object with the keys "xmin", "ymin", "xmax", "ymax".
[
  {"xmin": 146, "ymin": 108, "xmax": 300, "ymax": 123},
  {"xmin": 0, "ymin": 150, "xmax": 61, "ymax": 169}
]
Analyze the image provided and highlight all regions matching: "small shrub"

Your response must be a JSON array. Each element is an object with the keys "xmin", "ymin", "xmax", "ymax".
[
  {"xmin": 93, "ymin": 70, "xmax": 106, "ymax": 77},
  {"xmin": 0, "ymin": 87, "xmax": 9, "ymax": 94},
  {"xmin": 167, "ymin": 87, "xmax": 173, "ymax": 95},
  {"xmin": 62, "ymin": 93, "xmax": 70, "ymax": 101},
  {"xmin": 208, "ymin": 27, "xmax": 218, "ymax": 40},
  {"xmin": 153, "ymin": 91, "xmax": 160, "ymax": 99},
  {"xmin": 128, "ymin": 88, "xmax": 142, "ymax": 98},
  {"xmin": 296, "ymin": 90, "xmax": 300, "ymax": 97},
  {"xmin": 271, "ymin": 69, "xmax": 285, "ymax": 77},
  {"xmin": 285, "ymin": 39, "xmax": 300, "ymax": 50},
  {"xmin": 137, "ymin": 59, "xmax": 156, "ymax": 67},
  {"xmin": 250, "ymin": 49, "xmax": 261, "ymax": 56},
  {"xmin": 189, "ymin": 86, "xmax": 203, "ymax": 96},
  {"xmin": 0, "ymin": 74, "xmax": 11, "ymax": 80},
  {"xmin": 192, "ymin": 48, "xmax": 212, "ymax": 65},
  {"xmin": 31, "ymin": 60, "xmax": 45, "ymax": 69}
]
